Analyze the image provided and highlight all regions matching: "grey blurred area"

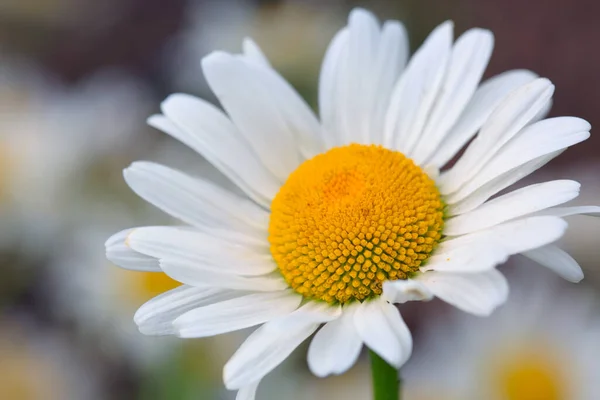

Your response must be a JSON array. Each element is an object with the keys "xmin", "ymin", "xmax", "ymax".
[{"xmin": 0, "ymin": 0, "xmax": 598, "ymax": 399}]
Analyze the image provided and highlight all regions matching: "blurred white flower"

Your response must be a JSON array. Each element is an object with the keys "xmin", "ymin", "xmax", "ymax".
[
  {"xmin": 0, "ymin": 315, "xmax": 102, "ymax": 399},
  {"xmin": 167, "ymin": 0, "xmax": 344, "ymax": 94},
  {"xmin": 404, "ymin": 267, "xmax": 600, "ymax": 400},
  {"xmin": 0, "ymin": 61, "xmax": 151, "ymax": 253},
  {"xmin": 51, "ymin": 223, "xmax": 184, "ymax": 367}
]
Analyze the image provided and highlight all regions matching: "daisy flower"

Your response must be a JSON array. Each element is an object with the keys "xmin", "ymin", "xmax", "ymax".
[
  {"xmin": 106, "ymin": 8, "xmax": 598, "ymax": 399},
  {"xmin": 403, "ymin": 267, "xmax": 600, "ymax": 400}
]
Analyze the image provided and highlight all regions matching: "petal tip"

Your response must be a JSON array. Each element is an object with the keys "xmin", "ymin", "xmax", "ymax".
[
  {"xmin": 349, "ymin": 7, "xmax": 377, "ymax": 23},
  {"xmin": 201, "ymin": 50, "xmax": 233, "ymax": 70}
]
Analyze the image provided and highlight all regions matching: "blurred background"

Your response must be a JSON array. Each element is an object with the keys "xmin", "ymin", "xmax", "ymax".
[{"xmin": 1, "ymin": 0, "xmax": 599, "ymax": 399}]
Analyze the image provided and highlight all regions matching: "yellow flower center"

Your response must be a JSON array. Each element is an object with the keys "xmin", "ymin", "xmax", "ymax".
[
  {"xmin": 493, "ymin": 349, "xmax": 568, "ymax": 400},
  {"xmin": 116, "ymin": 268, "xmax": 180, "ymax": 305},
  {"xmin": 269, "ymin": 144, "xmax": 444, "ymax": 304}
]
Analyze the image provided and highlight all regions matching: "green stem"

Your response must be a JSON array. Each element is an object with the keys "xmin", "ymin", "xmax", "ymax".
[{"xmin": 369, "ymin": 350, "xmax": 401, "ymax": 400}]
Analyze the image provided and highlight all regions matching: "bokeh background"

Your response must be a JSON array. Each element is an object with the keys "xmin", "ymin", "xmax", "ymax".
[{"xmin": 1, "ymin": 0, "xmax": 599, "ymax": 399}]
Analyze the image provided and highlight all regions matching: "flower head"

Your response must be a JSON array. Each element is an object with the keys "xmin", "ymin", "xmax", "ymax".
[
  {"xmin": 404, "ymin": 269, "xmax": 600, "ymax": 400},
  {"xmin": 106, "ymin": 8, "xmax": 598, "ymax": 399}
]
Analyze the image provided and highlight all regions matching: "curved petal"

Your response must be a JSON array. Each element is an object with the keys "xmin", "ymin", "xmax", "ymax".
[
  {"xmin": 447, "ymin": 151, "xmax": 561, "ymax": 215},
  {"xmin": 440, "ymin": 78, "xmax": 555, "ymax": 195},
  {"xmin": 444, "ymin": 180, "xmax": 581, "ymax": 235},
  {"xmin": 426, "ymin": 216, "xmax": 569, "ymax": 273},
  {"xmin": 173, "ymin": 290, "xmax": 301, "ymax": 338},
  {"xmin": 426, "ymin": 69, "xmax": 537, "ymax": 167},
  {"xmin": 202, "ymin": 51, "xmax": 324, "ymax": 166},
  {"xmin": 354, "ymin": 298, "xmax": 412, "ymax": 368},
  {"xmin": 318, "ymin": 27, "xmax": 349, "ymax": 148},
  {"xmin": 150, "ymin": 100, "xmax": 279, "ymax": 209},
  {"xmin": 523, "ymin": 245, "xmax": 584, "ymax": 283},
  {"xmin": 411, "ymin": 28, "xmax": 494, "ymax": 165},
  {"xmin": 105, "ymin": 228, "xmax": 160, "ymax": 271},
  {"xmin": 441, "ymin": 215, "xmax": 568, "ymax": 253},
  {"xmin": 444, "ymin": 116, "xmax": 590, "ymax": 205},
  {"xmin": 126, "ymin": 227, "xmax": 274, "ymax": 276},
  {"xmin": 224, "ymin": 302, "xmax": 341, "ymax": 389},
  {"xmin": 416, "ymin": 269, "xmax": 509, "ymax": 316},
  {"xmin": 382, "ymin": 279, "xmax": 433, "ymax": 304},
  {"xmin": 367, "ymin": 20, "xmax": 409, "ymax": 143},
  {"xmin": 160, "ymin": 258, "xmax": 287, "ymax": 292},
  {"xmin": 422, "ymin": 240, "xmax": 507, "ymax": 274},
  {"xmin": 242, "ymin": 38, "xmax": 271, "ymax": 68},
  {"xmin": 124, "ymin": 161, "xmax": 269, "ymax": 234},
  {"xmin": 307, "ymin": 303, "xmax": 363, "ymax": 377},
  {"xmin": 236, "ymin": 381, "xmax": 260, "ymax": 400},
  {"xmin": 134, "ymin": 285, "xmax": 242, "ymax": 335},
  {"xmin": 337, "ymin": 8, "xmax": 380, "ymax": 144},
  {"xmin": 532, "ymin": 206, "xmax": 600, "ymax": 218},
  {"xmin": 318, "ymin": 9, "xmax": 408, "ymax": 146},
  {"xmin": 384, "ymin": 21, "xmax": 453, "ymax": 154}
]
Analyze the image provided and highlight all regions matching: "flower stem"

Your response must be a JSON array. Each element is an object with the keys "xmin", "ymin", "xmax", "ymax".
[{"xmin": 369, "ymin": 350, "xmax": 401, "ymax": 400}]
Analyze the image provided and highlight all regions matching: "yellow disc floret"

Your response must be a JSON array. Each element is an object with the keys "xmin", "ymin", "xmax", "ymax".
[{"xmin": 269, "ymin": 144, "xmax": 444, "ymax": 304}]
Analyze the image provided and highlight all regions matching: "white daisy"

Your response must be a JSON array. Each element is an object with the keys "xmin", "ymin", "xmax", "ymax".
[
  {"xmin": 106, "ymin": 8, "xmax": 598, "ymax": 399},
  {"xmin": 403, "ymin": 267, "xmax": 600, "ymax": 400}
]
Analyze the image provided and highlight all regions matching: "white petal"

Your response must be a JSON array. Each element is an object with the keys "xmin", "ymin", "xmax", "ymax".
[
  {"xmin": 425, "ymin": 216, "xmax": 569, "ymax": 273},
  {"xmin": 174, "ymin": 291, "xmax": 301, "ymax": 338},
  {"xmin": 381, "ymin": 279, "xmax": 433, "ymax": 303},
  {"xmin": 532, "ymin": 97, "xmax": 553, "ymax": 123},
  {"xmin": 203, "ymin": 52, "xmax": 299, "ymax": 176},
  {"xmin": 224, "ymin": 302, "xmax": 341, "ymax": 389},
  {"xmin": 328, "ymin": 10, "xmax": 409, "ymax": 146},
  {"xmin": 448, "ymin": 151, "xmax": 561, "ymax": 215},
  {"xmin": 339, "ymin": 8, "xmax": 380, "ymax": 144},
  {"xmin": 242, "ymin": 38, "xmax": 271, "ymax": 68},
  {"xmin": 318, "ymin": 10, "xmax": 408, "ymax": 147},
  {"xmin": 416, "ymin": 269, "xmax": 509, "ymax": 316},
  {"xmin": 423, "ymin": 164, "xmax": 441, "ymax": 181},
  {"xmin": 236, "ymin": 381, "xmax": 260, "ymax": 400},
  {"xmin": 367, "ymin": 20, "xmax": 409, "ymax": 144},
  {"xmin": 319, "ymin": 28, "xmax": 349, "ymax": 148},
  {"xmin": 523, "ymin": 245, "xmax": 584, "ymax": 283},
  {"xmin": 203, "ymin": 51, "xmax": 324, "ymax": 166},
  {"xmin": 423, "ymin": 240, "xmax": 507, "ymax": 273},
  {"xmin": 472, "ymin": 215, "xmax": 568, "ymax": 253},
  {"xmin": 105, "ymin": 228, "xmax": 160, "ymax": 271},
  {"xmin": 151, "ymin": 99, "xmax": 279, "ymax": 208},
  {"xmin": 134, "ymin": 285, "xmax": 242, "ymax": 335},
  {"xmin": 444, "ymin": 116, "xmax": 590, "ymax": 204},
  {"xmin": 160, "ymin": 258, "xmax": 287, "ymax": 292},
  {"xmin": 533, "ymin": 206, "xmax": 600, "ymax": 218},
  {"xmin": 354, "ymin": 298, "xmax": 412, "ymax": 368},
  {"xmin": 384, "ymin": 21, "xmax": 453, "ymax": 155},
  {"xmin": 307, "ymin": 303, "xmax": 363, "ymax": 378},
  {"xmin": 124, "ymin": 161, "xmax": 268, "ymax": 234},
  {"xmin": 444, "ymin": 180, "xmax": 581, "ymax": 235},
  {"xmin": 127, "ymin": 227, "xmax": 274, "ymax": 276},
  {"xmin": 426, "ymin": 69, "xmax": 537, "ymax": 167},
  {"xmin": 127, "ymin": 224, "xmax": 268, "ymax": 256},
  {"xmin": 440, "ymin": 78, "xmax": 555, "ymax": 194},
  {"xmin": 411, "ymin": 28, "xmax": 494, "ymax": 165}
]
